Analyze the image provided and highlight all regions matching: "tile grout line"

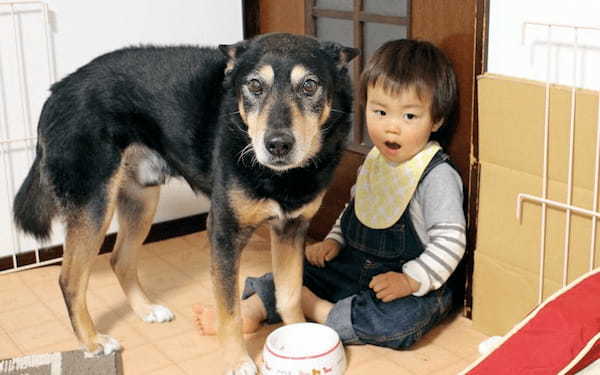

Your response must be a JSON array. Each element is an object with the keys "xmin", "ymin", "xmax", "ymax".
[{"xmin": 0, "ymin": 318, "xmax": 24, "ymax": 359}]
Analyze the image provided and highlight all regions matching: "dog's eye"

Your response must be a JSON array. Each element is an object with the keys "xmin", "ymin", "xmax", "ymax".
[
  {"xmin": 247, "ymin": 79, "xmax": 263, "ymax": 96},
  {"xmin": 302, "ymin": 79, "xmax": 318, "ymax": 96}
]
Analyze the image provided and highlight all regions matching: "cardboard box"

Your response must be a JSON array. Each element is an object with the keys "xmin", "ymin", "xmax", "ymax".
[{"xmin": 473, "ymin": 74, "xmax": 600, "ymax": 336}]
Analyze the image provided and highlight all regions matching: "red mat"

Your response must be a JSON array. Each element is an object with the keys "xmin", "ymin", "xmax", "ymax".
[{"xmin": 461, "ymin": 269, "xmax": 600, "ymax": 375}]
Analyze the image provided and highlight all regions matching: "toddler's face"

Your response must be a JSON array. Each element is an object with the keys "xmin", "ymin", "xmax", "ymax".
[{"xmin": 365, "ymin": 84, "xmax": 442, "ymax": 164}]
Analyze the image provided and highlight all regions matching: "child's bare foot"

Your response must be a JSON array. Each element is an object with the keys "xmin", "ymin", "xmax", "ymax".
[
  {"xmin": 193, "ymin": 294, "xmax": 267, "ymax": 335},
  {"xmin": 301, "ymin": 287, "xmax": 334, "ymax": 324},
  {"xmin": 192, "ymin": 304, "xmax": 218, "ymax": 335}
]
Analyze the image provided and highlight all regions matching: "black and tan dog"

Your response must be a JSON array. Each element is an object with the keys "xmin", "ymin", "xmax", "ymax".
[{"xmin": 13, "ymin": 33, "xmax": 358, "ymax": 373}]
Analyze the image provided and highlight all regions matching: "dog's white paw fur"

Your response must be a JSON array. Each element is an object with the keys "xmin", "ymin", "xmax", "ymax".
[
  {"xmin": 225, "ymin": 356, "xmax": 258, "ymax": 375},
  {"xmin": 143, "ymin": 305, "xmax": 174, "ymax": 323},
  {"xmin": 87, "ymin": 334, "xmax": 122, "ymax": 356}
]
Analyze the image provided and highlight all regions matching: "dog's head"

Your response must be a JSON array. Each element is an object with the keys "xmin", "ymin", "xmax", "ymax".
[{"xmin": 219, "ymin": 33, "xmax": 359, "ymax": 172}]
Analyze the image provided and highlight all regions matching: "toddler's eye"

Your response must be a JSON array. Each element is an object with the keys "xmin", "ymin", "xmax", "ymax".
[
  {"xmin": 404, "ymin": 113, "xmax": 416, "ymax": 120},
  {"xmin": 374, "ymin": 110, "xmax": 386, "ymax": 116}
]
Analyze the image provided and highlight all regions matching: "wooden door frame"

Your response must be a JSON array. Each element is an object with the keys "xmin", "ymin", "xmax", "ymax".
[{"xmin": 242, "ymin": 0, "xmax": 260, "ymax": 38}]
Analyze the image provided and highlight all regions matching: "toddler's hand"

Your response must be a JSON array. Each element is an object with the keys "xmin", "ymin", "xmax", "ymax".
[
  {"xmin": 305, "ymin": 239, "xmax": 341, "ymax": 268},
  {"xmin": 369, "ymin": 271, "xmax": 419, "ymax": 302}
]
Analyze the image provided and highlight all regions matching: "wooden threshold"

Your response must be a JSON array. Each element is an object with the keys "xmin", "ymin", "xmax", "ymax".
[{"xmin": 0, "ymin": 213, "xmax": 208, "ymax": 272}]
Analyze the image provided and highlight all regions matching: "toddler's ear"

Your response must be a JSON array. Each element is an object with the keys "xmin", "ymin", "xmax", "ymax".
[{"xmin": 432, "ymin": 119, "xmax": 444, "ymax": 132}]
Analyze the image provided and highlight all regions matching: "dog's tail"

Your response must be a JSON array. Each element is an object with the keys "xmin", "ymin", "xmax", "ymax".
[{"xmin": 13, "ymin": 151, "xmax": 58, "ymax": 241}]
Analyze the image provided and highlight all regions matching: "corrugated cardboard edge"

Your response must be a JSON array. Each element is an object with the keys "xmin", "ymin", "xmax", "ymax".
[{"xmin": 477, "ymin": 73, "xmax": 600, "ymax": 96}]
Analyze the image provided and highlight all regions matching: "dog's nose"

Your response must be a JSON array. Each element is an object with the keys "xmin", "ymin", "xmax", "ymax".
[{"xmin": 265, "ymin": 132, "xmax": 294, "ymax": 157}]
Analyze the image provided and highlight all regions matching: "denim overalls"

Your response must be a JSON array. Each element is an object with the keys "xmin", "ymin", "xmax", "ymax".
[{"xmin": 243, "ymin": 151, "xmax": 454, "ymax": 349}]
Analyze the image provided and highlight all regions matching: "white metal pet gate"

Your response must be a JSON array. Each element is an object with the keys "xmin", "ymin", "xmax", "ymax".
[
  {"xmin": 0, "ymin": 0, "xmax": 56, "ymax": 274},
  {"xmin": 516, "ymin": 21, "xmax": 600, "ymax": 304}
]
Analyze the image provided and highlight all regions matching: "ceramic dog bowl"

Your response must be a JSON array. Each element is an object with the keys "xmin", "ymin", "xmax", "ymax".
[{"xmin": 261, "ymin": 322, "xmax": 346, "ymax": 375}]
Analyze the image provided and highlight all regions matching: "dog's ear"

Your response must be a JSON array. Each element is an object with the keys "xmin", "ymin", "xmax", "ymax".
[
  {"xmin": 219, "ymin": 40, "xmax": 251, "ymax": 75},
  {"xmin": 320, "ymin": 41, "xmax": 361, "ymax": 69}
]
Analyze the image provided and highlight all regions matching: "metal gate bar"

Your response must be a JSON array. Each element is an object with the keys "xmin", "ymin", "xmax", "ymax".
[
  {"xmin": 517, "ymin": 21, "xmax": 600, "ymax": 304},
  {"xmin": 0, "ymin": 0, "xmax": 57, "ymax": 273}
]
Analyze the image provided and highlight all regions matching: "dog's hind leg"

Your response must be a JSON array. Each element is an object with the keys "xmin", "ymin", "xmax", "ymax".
[
  {"xmin": 59, "ymin": 185, "xmax": 121, "ymax": 355},
  {"xmin": 110, "ymin": 183, "xmax": 174, "ymax": 323}
]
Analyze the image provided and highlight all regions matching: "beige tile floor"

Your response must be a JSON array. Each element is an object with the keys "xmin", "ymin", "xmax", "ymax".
[{"xmin": 0, "ymin": 229, "xmax": 488, "ymax": 374}]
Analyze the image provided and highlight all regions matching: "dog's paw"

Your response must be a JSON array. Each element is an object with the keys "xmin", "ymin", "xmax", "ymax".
[
  {"xmin": 87, "ymin": 334, "xmax": 122, "ymax": 356},
  {"xmin": 143, "ymin": 304, "xmax": 175, "ymax": 323},
  {"xmin": 225, "ymin": 356, "xmax": 258, "ymax": 375}
]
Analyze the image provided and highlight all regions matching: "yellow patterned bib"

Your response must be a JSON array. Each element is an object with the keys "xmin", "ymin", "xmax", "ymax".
[{"xmin": 355, "ymin": 141, "xmax": 441, "ymax": 229}]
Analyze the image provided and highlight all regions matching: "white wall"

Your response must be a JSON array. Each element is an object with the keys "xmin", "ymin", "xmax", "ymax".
[
  {"xmin": 0, "ymin": 1, "xmax": 243, "ymax": 255},
  {"xmin": 487, "ymin": 0, "xmax": 600, "ymax": 90}
]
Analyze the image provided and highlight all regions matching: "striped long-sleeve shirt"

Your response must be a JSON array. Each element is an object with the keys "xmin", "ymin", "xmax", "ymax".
[{"xmin": 325, "ymin": 162, "xmax": 466, "ymax": 296}]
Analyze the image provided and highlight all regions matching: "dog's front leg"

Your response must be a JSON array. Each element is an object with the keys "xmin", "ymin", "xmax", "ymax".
[
  {"xmin": 270, "ymin": 218, "xmax": 310, "ymax": 324},
  {"xmin": 207, "ymin": 210, "xmax": 257, "ymax": 375}
]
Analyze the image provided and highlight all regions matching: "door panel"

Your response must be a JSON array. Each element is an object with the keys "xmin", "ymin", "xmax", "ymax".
[{"xmin": 259, "ymin": 0, "xmax": 305, "ymax": 34}]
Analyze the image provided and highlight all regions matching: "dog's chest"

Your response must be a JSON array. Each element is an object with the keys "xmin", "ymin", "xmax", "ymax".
[{"xmin": 228, "ymin": 188, "xmax": 324, "ymax": 227}]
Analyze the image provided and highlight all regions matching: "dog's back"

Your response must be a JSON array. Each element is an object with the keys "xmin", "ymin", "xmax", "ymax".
[{"xmin": 14, "ymin": 45, "xmax": 227, "ymax": 239}]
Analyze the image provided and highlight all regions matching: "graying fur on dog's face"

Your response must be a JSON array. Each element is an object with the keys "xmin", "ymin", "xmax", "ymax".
[{"xmin": 238, "ymin": 63, "xmax": 331, "ymax": 171}]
